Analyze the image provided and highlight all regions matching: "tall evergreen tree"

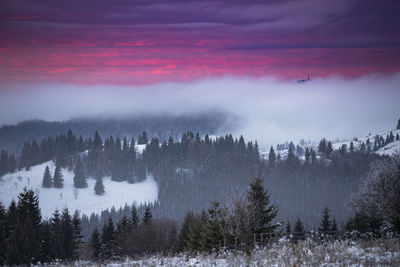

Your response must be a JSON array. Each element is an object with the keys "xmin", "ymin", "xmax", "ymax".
[
  {"xmin": 200, "ymin": 201, "xmax": 224, "ymax": 252},
  {"xmin": 72, "ymin": 211, "xmax": 82, "ymax": 259},
  {"xmin": 247, "ymin": 177, "xmax": 278, "ymax": 235},
  {"xmin": 268, "ymin": 146, "xmax": 276, "ymax": 167},
  {"xmin": 7, "ymin": 188, "xmax": 42, "ymax": 265},
  {"xmin": 90, "ymin": 228, "xmax": 102, "ymax": 259},
  {"xmin": 397, "ymin": 118, "xmax": 400, "ymax": 130},
  {"xmin": 142, "ymin": 206, "xmax": 153, "ymax": 224},
  {"xmin": 74, "ymin": 158, "xmax": 87, "ymax": 188},
  {"xmin": 101, "ymin": 217, "xmax": 116, "ymax": 259},
  {"xmin": 176, "ymin": 211, "xmax": 194, "ymax": 251},
  {"xmin": 42, "ymin": 165, "xmax": 53, "ymax": 188},
  {"xmin": 61, "ymin": 208, "xmax": 74, "ymax": 260},
  {"xmin": 39, "ymin": 221, "xmax": 53, "ymax": 263},
  {"xmin": 319, "ymin": 206, "xmax": 331, "ymax": 233},
  {"xmin": 94, "ymin": 176, "xmax": 105, "ymax": 195},
  {"xmin": 53, "ymin": 164, "xmax": 64, "ymax": 188},
  {"xmin": 130, "ymin": 205, "xmax": 139, "ymax": 226},
  {"xmin": 294, "ymin": 218, "xmax": 304, "ymax": 233}
]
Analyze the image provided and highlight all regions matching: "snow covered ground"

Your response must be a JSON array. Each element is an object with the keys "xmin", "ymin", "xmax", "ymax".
[
  {"xmin": 0, "ymin": 160, "xmax": 158, "ymax": 219},
  {"xmin": 41, "ymin": 237, "xmax": 400, "ymax": 266}
]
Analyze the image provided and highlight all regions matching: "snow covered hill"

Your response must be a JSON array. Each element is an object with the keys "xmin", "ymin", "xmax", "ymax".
[
  {"xmin": 0, "ymin": 160, "xmax": 158, "ymax": 219},
  {"xmin": 261, "ymin": 128, "xmax": 400, "ymax": 160},
  {"xmin": 331, "ymin": 128, "xmax": 400, "ymax": 155}
]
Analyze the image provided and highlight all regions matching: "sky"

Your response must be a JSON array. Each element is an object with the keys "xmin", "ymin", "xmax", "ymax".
[{"xmin": 0, "ymin": 0, "xmax": 399, "ymax": 144}]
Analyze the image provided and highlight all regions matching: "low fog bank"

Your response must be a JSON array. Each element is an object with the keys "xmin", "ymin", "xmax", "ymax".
[{"xmin": 1, "ymin": 74, "xmax": 399, "ymax": 147}]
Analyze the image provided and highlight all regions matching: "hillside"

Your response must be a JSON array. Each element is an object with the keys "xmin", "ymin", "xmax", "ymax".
[
  {"xmin": 0, "ymin": 159, "xmax": 157, "ymax": 219},
  {"xmin": 0, "ymin": 112, "xmax": 235, "ymax": 154}
]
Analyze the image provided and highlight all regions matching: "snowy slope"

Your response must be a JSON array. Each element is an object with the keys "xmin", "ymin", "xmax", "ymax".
[
  {"xmin": 0, "ymin": 160, "xmax": 158, "ymax": 219},
  {"xmin": 260, "ymin": 128, "xmax": 400, "ymax": 160},
  {"xmin": 331, "ymin": 129, "xmax": 400, "ymax": 155}
]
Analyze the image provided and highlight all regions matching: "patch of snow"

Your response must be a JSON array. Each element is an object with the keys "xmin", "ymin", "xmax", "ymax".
[{"xmin": 0, "ymin": 161, "xmax": 158, "ymax": 219}]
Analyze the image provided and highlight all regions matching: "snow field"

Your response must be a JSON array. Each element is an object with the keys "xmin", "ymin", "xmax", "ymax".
[{"xmin": 0, "ymin": 160, "xmax": 158, "ymax": 219}]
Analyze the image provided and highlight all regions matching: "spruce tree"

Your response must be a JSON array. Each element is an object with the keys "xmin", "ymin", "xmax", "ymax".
[
  {"xmin": 247, "ymin": 177, "xmax": 278, "ymax": 235},
  {"xmin": 294, "ymin": 218, "xmax": 304, "ymax": 241},
  {"xmin": 73, "ymin": 158, "xmax": 87, "ymax": 188},
  {"xmin": 326, "ymin": 141, "xmax": 333, "ymax": 156},
  {"xmin": 319, "ymin": 206, "xmax": 331, "ymax": 233},
  {"xmin": 61, "ymin": 208, "xmax": 74, "ymax": 260},
  {"xmin": 396, "ymin": 133, "xmax": 400, "ymax": 141},
  {"xmin": 51, "ymin": 209, "xmax": 63, "ymax": 259},
  {"xmin": 397, "ymin": 118, "xmax": 400, "ymax": 130},
  {"xmin": 72, "ymin": 211, "xmax": 82, "ymax": 259},
  {"xmin": 53, "ymin": 164, "xmax": 64, "ymax": 188},
  {"xmin": 200, "ymin": 201, "xmax": 224, "ymax": 252},
  {"xmin": 9, "ymin": 188, "xmax": 42, "ymax": 264},
  {"xmin": 42, "ymin": 166, "xmax": 53, "ymax": 188},
  {"xmin": 39, "ymin": 221, "xmax": 53, "ymax": 263},
  {"xmin": 90, "ymin": 228, "xmax": 102, "ymax": 259},
  {"xmin": 268, "ymin": 146, "xmax": 276, "ymax": 167},
  {"xmin": 349, "ymin": 141, "xmax": 354, "ymax": 153},
  {"xmin": 130, "ymin": 205, "xmax": 139, "ymax": 226},
  {"xmin": 142, "ymin": 206, "xmax": 153, "ymax": 224},
  {"xmin": 94, "ymin": 176, "xmax": 105, "ymax": 195},
  {"xmin": 188, "ymin": 213, "xmax": 207, "ymax": 251},
  {"xmin": 176, "ymin": 211, "xmax": 194, "ymax": 251},
  {"xmin": 294, "ymin": 218, "xmax": 304, "ymax": 233},
  {"xmin": 286, "ymin": 221, "xmax": 291, "ymax": 234},
  {"xmin": 101, "ymin": 217, "xmax": 116, "ymax": 259}
]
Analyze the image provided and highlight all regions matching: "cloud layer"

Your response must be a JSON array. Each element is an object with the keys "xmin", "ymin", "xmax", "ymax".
[{"xmin": 1, "ymin": 74, "xmax": 399, "ymax": 147}]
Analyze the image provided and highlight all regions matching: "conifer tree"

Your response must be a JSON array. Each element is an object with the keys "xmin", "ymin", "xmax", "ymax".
[
  {"xmin": 247, "ymin": 177, "xmax": 278, "ymax": 235},
  {"xmin": 268, "ymin": 146, "xmax": 276, "ymax": 167},
  {"xmin": 187, "ymin": 212, "xmax": 207, "ymax": 251},
  {"xmin": 304, "ymin": 148, "xmax": 311, "ymax": 164},
  {"xmin": 326, "ymin": 141, "xmax": 333, "ymax": 156},
  {"xmin": 294, "ymin": 218, "xmax": 304, "ymax": 233},
  {"xmin": 397, "ymin": 118, "xmax": 400, "ymax": 130},
  {"xmin": 93, "ymin": 131, "xmax": 103, "ymax": 153},
  {"xmin": 74, "ymin": 158, "xmax": 87, "ymax": 188},
  {"xmin": 349, "ymin": 141, "xmax": 355, "ymax": 153},
  {"xmin": 294, "ymin": 218, "xmax": 305, "ymax": 241},
  {"xmin": 101, "ymin": 217, "xmax": 116, "ymax": 259},
  {"xmin": 142, "ymin": 206, "xmax": 153, "ymax": 224},
  {"xmin": 8, "ymin": 188, "xmax": 42, "ymax": 265},
  {"xmin": 94, "ymin": 176, "xmax": 105, "ymax": 195},
  {"xmin": 396, "ymin": 133, "xmax": 400, "ymax": 141},
  {"xmin": 61, "ymin": 208, "xmax": 74, "ymax": 260},
  {"xmin": 200, "ymin": 201, "xmax": 224, "ymax": 251},
  {"xmin": 90, "ymin": 228, "xmax": 102, "ymax": 259},
  {"xmin": 72, "ymin": 211, "xmax": 83, "ymax": 259},
  {"xmin": 42, "ymin": 165, "xmax": 53, "ymax": 188},
  {"xmin": 39, "ymin": 221, "xmax": 53, "ymax": 263},
  {"xmin": 319, "ymin": 206, "xmax": 331, "ymax": 233},
  {"xmin": 51, "ymin": 209, "xmax": 63, "ymax": 259},
  {"xmin": 53, "ymin": 164, "xmax": 64, "ymax": 188},
  {"xmin": 176, "ymin": 211, "xmax": 194, "ymax": 251},
  {"xmin": 130, "ymin": 205, "xmax": 139, "ymax": 226},
  {"xmin": 286, "ymin": 221, "xmax": 291, "ymax": 233}
]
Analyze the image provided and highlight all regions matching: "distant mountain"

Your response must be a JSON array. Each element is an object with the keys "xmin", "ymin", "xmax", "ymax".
[{"xmin": 0, "ymin": 111, "xmax": 238, "ymax": 155}]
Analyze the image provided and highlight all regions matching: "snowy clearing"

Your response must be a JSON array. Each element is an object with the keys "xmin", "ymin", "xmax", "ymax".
[{"xmin": 0, "ymin": 160, "xmax": 158, "ymax": 219}]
